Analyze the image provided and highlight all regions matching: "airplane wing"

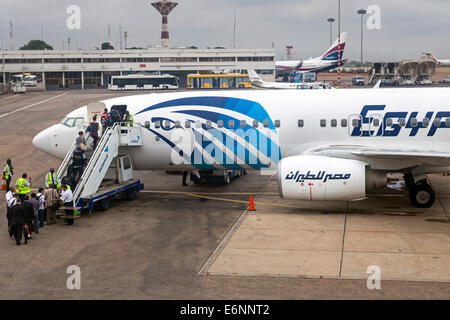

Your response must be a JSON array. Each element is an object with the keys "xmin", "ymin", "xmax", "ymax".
[{"xmin": 307, "ymin": 145, "xmax": 450, "ymax": 169}]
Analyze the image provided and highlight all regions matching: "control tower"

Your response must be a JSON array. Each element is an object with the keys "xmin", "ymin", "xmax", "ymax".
[{"xmin": 151, "ymin": 0, "xmax": 178, "ymax": 48}]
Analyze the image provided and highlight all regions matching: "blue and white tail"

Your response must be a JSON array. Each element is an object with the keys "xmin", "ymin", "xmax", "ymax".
[{"xmin": 317, "ymin": 32, "xmax": 347, "ymax": 61}]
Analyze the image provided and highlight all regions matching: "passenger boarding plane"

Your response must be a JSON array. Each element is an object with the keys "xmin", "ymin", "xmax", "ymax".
[
  {"xmin": 33, "ymin": 88, "xmax": 450, "ymax": 208},
  {"xmin": 276, "ymin": 32, "xmax": 347, "ymax": 76}
]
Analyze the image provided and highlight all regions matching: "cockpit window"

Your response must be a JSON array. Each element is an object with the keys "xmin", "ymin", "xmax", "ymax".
[{"xmin": 61, "ymin": 117, "xmax": 84, "ymax": 128}]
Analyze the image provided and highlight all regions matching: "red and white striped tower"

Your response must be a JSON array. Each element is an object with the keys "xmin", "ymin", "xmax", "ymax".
[{"xmin": 151, "ymin": 0, "xmax": 178, "ymax": 48}]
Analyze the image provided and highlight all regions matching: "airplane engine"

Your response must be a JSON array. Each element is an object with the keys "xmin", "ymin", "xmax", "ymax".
[{"xmin": 278, "ymin": 156, "xmax": 386, "ymax": 201}]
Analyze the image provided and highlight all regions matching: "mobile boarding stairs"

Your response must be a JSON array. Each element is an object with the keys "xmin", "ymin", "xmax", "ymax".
[{"xmin": 57, "ymin": 123, "xmax": 144, "ymax": 212}]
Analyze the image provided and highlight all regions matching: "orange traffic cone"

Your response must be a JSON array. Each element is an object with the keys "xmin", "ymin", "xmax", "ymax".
[
  {"xmin": 248, "ymin": 195, "xmax": 256, "ymax": 211},
  {"xmin": 0, "ymin": 177, "xmax": 5, "ymax": 191}
]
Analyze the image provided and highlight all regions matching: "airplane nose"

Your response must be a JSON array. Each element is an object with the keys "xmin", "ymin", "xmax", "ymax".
[{"xmin": 33, "ymin": 127, "xmax": 53, "ymax": 155}]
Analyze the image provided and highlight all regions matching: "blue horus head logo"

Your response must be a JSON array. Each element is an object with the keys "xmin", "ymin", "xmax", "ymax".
[{"xmin": 136, "ymin": 96, "xmax": 282, "ymax": 170}]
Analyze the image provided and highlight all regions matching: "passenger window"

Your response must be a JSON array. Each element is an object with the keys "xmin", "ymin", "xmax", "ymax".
[
  {"xmin": 275, "ymin": 120, "xmax": 281, "ymax": 128},
  {"xmin": 253, "ymin": 120, "xmax": 259, "ymax": 128},
  {"xmin": 399, "ymin": 118, "xmax": 406, "ymax": 127},
  {"xmin": 263, "ymin": 120, "xmax": 269, "ymax": 128},
  {"xmin": 331, "ymin": 119, "xmax": 337, "ymax": 128},
  {"xmin": 352, "ymin": 119, "xmax": 360, "ymax": 128},
  {"xmin": 175, "ymin": 121, "xmax": 181, "ymax": 128},
  {"xmin": 206, "ymin": 120, "xmax": 212, "ymax": 129},
  {"xmin": 320, "ymin": 119, "xmax": 327, "ymax": 128},
  {"xmin": 372, "ymin": 119, "xmax": 380, "ymax": 127},
  {"xmin": 164, "ymin": 121, "xmax": 171, "ymax": 129},
  {"xmin": 386, "ymin": 118, "xmax": 393, "ymax": 127},
  {"xmin": 218, "ymin": 120, "xmax": 224, "ymax": 128},
  {"xmin": 298, "ymin": 120, "xmax": 304, "ymax": 128},
  {"xmin": 155, "ymin": 121, "xmax": 161, "ymax": 129},
  {"xmin": 434, "ymin": 118, "xmax": 441, "ymax": 127},
  {"xmin": 185, "ymin": 121, "xmax": 191, "ymax": 129},
  {"xmin": 228, "ymin": 120, "xmax": 235, "ymax": 129},
  {"xmin": 341, "ymin": 119, "xmax": 347, "ymax": 127},
  {"xmin": 423, "ymin": 118, "xmax": 430, "ymax": 127},
  {"xmin": 411, "ymin": 118, "xmax": 418, "ymax": 127},
  {"xmin": 446, "ymin": 119, "xmax": 450, "ymax": 127},
  {"xmin": 240, "ymin": 120, "xmax": 246, "ymax": 128}
]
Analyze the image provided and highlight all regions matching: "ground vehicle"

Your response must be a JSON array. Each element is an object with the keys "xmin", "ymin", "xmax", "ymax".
[
  {"xmin": 109, "ymin": 74, "xmax": 179, "ymax": 91},
  {"xmin": 415, "ymin": 76, "xmax": 433, "ymax": 85},
  {"xmin": 187, "ymin": 74, "xmax": 251, "ymax": 89},
  {"xmin": 190, "ymin": 170, "xmax": 244, "ymax": 185},
  {"xmin": 441, "ymin": 76, "xmax": 450, "ymax": 84},
  {"xmin": 24, "ymin": 75, "xmax": 38, "ymax": 87},
  {"xmin": 402, "ymin": 76, "xmax": 414, "ymax": 86},
  {"xmin": 11, "ymin": 75, "xmax": 26, "ymax": 93},
  {"xmin": 352, "ymin": 76, "xmax": 365, "ymax": 86}
]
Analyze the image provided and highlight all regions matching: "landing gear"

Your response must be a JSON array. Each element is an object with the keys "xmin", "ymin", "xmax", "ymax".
[
  {"xmin": 408, "ymin": 184, "xmax": 436, "ymax": 208},
  {"xmin": 404, "ymin": 173, "xmax": 436, "ymax": 208}
]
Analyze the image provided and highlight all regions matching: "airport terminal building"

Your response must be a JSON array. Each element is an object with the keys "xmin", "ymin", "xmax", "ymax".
[{"xmin": 0, "ymin": 48, "xmax": 276, "ymax": 90}]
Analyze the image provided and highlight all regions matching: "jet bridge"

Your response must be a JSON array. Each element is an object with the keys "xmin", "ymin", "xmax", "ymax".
[{"xmin": 57, "ymin": 123, "xmax": 144, "ymax": 211}]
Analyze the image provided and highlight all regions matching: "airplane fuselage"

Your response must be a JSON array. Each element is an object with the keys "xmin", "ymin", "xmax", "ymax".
[{"xmin": 33, "ymin": 88, "xmax": 450, "ymax": 174}]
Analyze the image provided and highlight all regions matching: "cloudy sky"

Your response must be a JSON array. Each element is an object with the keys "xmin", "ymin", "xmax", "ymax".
[{"xmin": 1, "ymin": 0, "xmax": 450, "ymax": 61}]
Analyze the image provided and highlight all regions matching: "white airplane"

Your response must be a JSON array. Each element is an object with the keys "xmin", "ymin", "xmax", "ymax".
[
  {"xmin": 276, "ymin": 32, "xmax": 348, "ymax": 76},
  {"xmin": 248, "ymin": 69, "xmax": 332, "ymax": 89},
  {"xmin": 33, "ymin": 88, "xmax": 450, "ymax": 208},
  {"xmin": 424, "ymin": 52, "xmax": 450, "ymax": 66}
]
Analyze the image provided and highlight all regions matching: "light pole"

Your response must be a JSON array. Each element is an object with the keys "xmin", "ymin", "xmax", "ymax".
[
  {"xmin": 357, "ymin": 9, "xmax": 367, "ymax": 69},
  {"xmin": 337, "ymin": 0, "xmax": 341, "ymax": 86},
  {"xmin": 327, "ymin": 17, "xmax": 335, "ymax": 46}
]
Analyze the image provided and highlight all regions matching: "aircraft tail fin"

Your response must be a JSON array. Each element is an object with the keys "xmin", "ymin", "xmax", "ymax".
[
  {"xmin": 423, "ymin": 52, "xmax": 438, "ymax": 64},
  {"xmin": 248, "ymin": 69, "xmax": 263, "ymax": 83},
  {"xmin": 319, "ymin": 32, "xmax": 347, "ymax": 61}
]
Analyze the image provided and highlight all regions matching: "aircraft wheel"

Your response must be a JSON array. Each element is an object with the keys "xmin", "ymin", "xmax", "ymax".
[{"xmin": 409, "ymin": 184, "xmax": 435, "ymax": 208}]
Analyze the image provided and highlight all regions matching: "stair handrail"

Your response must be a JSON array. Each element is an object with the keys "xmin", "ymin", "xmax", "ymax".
[{"xmin": 73, "ymin": 123, "xmax": 119, "ymax": 204}]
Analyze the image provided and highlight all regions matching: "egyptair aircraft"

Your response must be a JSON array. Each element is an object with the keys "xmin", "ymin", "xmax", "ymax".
[
  {"xmin": 33, "ymin": 88, "xmax": 450, "ymax": 208},
  {"xmin": 276, "ymin": 32, "xmax": 347, "ymax": 77}
]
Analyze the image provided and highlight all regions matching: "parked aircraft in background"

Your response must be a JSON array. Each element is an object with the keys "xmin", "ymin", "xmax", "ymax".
[
  {"xmin": 276, "ymin": 32, "xmax": 348, "ymax": 77},
  {"xmin": 424, "ymin": 52, "xmax": 450, "ymax": 66},
  {"xmin": 248, "ymin": 69, "xmax": 332, "ymax": 89}
]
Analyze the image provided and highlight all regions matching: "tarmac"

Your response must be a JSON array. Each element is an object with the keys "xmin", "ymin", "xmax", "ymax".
[{"xmin": 0, "ymin": 90, "xmax": 449, "ymax": 299}]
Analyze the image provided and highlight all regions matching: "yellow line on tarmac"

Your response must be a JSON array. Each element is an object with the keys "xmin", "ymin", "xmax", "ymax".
[{"xmin": 141, "ymin": 190, "xmax": 446, "ymax": 217}]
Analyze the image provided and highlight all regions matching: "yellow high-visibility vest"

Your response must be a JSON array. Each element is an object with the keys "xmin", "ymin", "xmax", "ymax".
[
  {"xmin": 17, "ymin": 178, "xmax": 30, "ymax": 194},
  {"xmin": 46, "ymin": 172, "xmax": 60, "ymax": 188},
  {"xmin": 3, "ymin": 164, "xmax": 11, "ymax": 180}
]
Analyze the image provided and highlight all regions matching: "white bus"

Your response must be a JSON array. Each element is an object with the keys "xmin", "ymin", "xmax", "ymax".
[
  {"xmin": 24, "ymin": 75, "xmax": 38, "ymax": 87},
  {"xmin": 109, "ymin": 74, "xmax": 179, "ymax": 91}
]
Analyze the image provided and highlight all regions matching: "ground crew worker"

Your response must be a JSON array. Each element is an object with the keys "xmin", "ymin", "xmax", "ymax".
[
  {"xmin": 124, "ymin": 111, "xmax": 134, "ymax": 127},
  {"xmin": 3, "ymin": 159, "xmax": 13, "ymax": 192},
  {"xmin": 16, "ymin": 173, "xmax": 31, "ymax": 202},
  {"xmin": 45, "ymin": 168, "xmax": 60, "ymax": 189}
]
